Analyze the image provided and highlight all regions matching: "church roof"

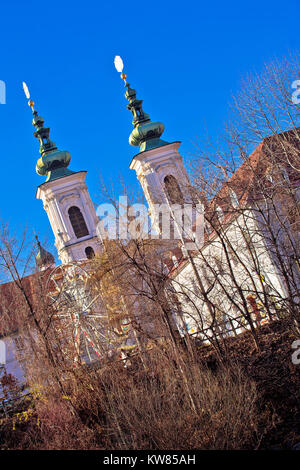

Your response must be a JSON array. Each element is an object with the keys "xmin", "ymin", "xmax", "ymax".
[{"xmin": 168, "ymin": 127, "xmax": 300, "ymax": 278}]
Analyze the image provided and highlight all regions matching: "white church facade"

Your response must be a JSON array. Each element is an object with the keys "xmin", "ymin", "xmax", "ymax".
[{"xmin": 0, "ymin": 66, "xmax": 299, "ymax": 403}]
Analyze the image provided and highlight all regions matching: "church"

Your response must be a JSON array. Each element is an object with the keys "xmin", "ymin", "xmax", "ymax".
[
  {"xmin": 0, "ymin": 59, "xmax": 299, "ymax": 397},
  {"xmin": 27, "ymin": 61, "xmax": 196, "ymax": 267}
]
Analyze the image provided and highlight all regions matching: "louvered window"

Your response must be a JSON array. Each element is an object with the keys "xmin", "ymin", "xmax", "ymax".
[
  {"xmin": 68, "ymin": 206, "xmax": 89, "ymax": 238},
  {"xmin": 164, "ymin": 175, "xmax": 184, "ymax": 204}
]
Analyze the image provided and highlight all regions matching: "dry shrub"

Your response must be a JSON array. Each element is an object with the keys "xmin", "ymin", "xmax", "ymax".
[
  {"xmin": 99, "ymin": 359, "xmax": 265, "ymax": 450},
  {"xmin": 188, "ymin": 363, "xmax": 262, "ymax": 449},
  {"xmin": 31, "ymin": 395, "xmax": 99, "ymax": 450},
  {"xmin": 2, "ymin": 349, "xmax": 270, "ymax": 450}
]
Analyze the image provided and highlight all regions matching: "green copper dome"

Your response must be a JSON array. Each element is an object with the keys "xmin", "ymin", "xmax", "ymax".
[
  {"xmin": 123, "ymin": 80, "xmax": 168, "ymax": 152},
  {"xmin": 129, "ymin": 120, "xmax": 166, "ymax": 150},
  {"xmin": 36, "ymin": 149, "xmax": 73, "ymax": 182},
  {"xmin": 31, "ymin": 109, "xmax": 74, "ymax": 182}
]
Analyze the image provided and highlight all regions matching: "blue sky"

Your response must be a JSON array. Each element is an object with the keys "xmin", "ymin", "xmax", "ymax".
[{"xmin": 0, "ymin": 0, "xmax": 299, "ymax": 255}]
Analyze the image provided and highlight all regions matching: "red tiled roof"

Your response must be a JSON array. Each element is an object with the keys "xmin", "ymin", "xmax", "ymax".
[
  {"xmin": 169, "ymin": 128, "xmax": 300, "ymax": 278},
  {"xmin": 0, "ymin": 269, "xmax": 52, "ymax": 338}
]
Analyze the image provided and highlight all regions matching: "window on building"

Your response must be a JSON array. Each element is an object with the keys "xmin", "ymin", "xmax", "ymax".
[
  {"xmin": 229, "ymin": 189, "xmax": 239, "ymax": 208},
  {"xmin": 216, "ymin": 206, "xmax": 224, "ymax": 222},
  {"xmin": 85, "ymin": 246, "xmax": 95, "ymax": 259},
  {"xmin": 164, "ymin": 175, "xmax": 184, "ymax": 204},
  {"xmin": 172, "ymin": 255, "xmax": 179, "ymax": 268},
  {"xmin": 205, "ymin": 220, "xmax": 213, "ymax": 235},
  {"xmin": 68, "ymin": 206, "xmax": 89, "ymax": 239}
]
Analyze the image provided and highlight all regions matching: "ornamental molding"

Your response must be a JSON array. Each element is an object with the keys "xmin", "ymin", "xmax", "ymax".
[{"xmin": 58, "ymin": 192, "xmax": 80, "ymax": 204}]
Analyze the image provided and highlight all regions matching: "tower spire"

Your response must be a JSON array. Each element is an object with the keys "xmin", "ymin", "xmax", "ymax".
[
  {"xmin": 114, "ymin": 56, "xmax": 168, "ymax": 152},
  {"xmin": 35, "ymin": 235, "xmax": 55, "ymax": 270},
  {"xmin": 22, "ymin": 82, "xmax": 74, "ymax": 182}
]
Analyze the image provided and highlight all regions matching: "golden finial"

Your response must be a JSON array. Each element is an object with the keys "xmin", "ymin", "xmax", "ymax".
[
  {"xmin": 28, "ymin": 99, "xmax": 35, "ymax": 112},
  {"xmin": 22, "ymin": 81, "xmax": 35, "ymax": 112}
]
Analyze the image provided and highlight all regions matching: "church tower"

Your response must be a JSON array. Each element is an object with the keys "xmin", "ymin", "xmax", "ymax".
[
  {"xmin": 35, "ymin": 235, "xmax": 55, "ymax": 271},
  {"xmin": 114, "ymin": 57, "xmax": 196, "ymax": 235},
  {"xmin": 25, "ymin": 88, "xmax": 101, "ymax": 264}
]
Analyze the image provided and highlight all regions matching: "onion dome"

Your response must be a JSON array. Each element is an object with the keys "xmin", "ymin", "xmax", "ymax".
[
  {"xmin": 33, "ymin": 111, "xmax": 73, "ymax": 182},
  {"xmin": 35, "ymin": 235, "xmax": 55, "ymax": 270}
]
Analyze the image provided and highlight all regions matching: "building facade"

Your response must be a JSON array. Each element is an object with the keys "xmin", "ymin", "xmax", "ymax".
[{"xmin": 0, "ymin": 69, "xmax": 299, "ymax": 402}]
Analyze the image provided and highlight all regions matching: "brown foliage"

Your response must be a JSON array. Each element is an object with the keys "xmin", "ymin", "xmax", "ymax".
[{"xmin": 1, "ymin": 345, "xmax": 269, "ymax": 450}]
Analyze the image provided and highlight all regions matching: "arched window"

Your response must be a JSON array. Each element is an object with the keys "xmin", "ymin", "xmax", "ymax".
[
  {"xmin": 68, "ymin": 206, "xmax": 89, "ymax": 239},
  {"xmin": 164, "ymin": 175, "xmax": 184, "ymax": 204},
  {"xmin": 205, "ymin": 220, "xmax": 212, "ymax": 235},
  {"xmin": 172, "ymin": 255, "xmax": 179, "ymax": 268},
  {"xmin": 85, "ymin": 246, "xmax": 95, "ymax": 259},
  {"xmin": 216, "ymin": 206, "xmax": 224, "ymax": 222},
  {"xmin": 229, "ymin": 189, "xmax": 239, "ymax": 208}
]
